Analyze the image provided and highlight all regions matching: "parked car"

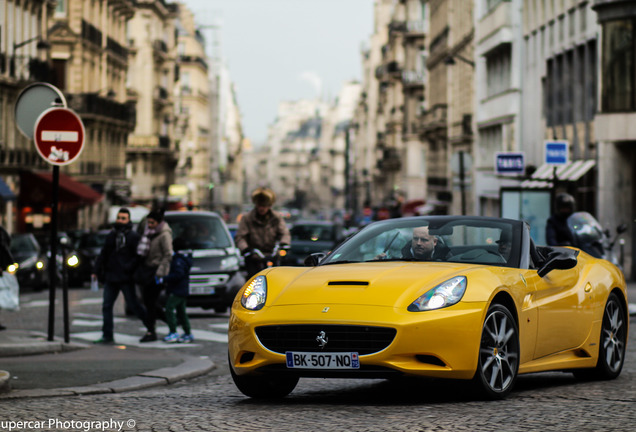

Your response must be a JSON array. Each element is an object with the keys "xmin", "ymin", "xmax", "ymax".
[
  {"xmin": 163, "ymin": 211, "xmax": 245, "ymax": 313},
  {"xmin": 229, "ymin": 215, "xmax": 628, "ymax": 400},
  {"xmin": 281, "ymin": 220, "xmax": 345, "ymax": 266},
  {"xmin": 71, "ymin": 229, "xmax": 110, "ymax": 286},
  {"xmin": 32, "ymin": 231, "xmax": 80, "ymax": 287},
  {"xmin": 10, "ymin": 233, "xmax": 49, "ymax": 291}
]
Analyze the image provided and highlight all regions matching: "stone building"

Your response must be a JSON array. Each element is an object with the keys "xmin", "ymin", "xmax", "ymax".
[
  {"xmin": 0, "ymin": 0, "xmax": 56, "ymax": 233},
  {"xmin": 34, "ymin": 0, "xmax": 136, "ymax": 230},
  {"xmin": 172, "ymin": 5, "xmax": 212, "ymax": 208},
  {"xmin": 126, "ymin": 0, "xmax": 178, "ymax": 209}
]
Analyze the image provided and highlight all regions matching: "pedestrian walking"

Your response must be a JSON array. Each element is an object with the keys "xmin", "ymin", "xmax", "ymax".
[
  {"xmin": 136, "ymin": 208, "xmax": 173, "ymax": 342},
  {"xmin": 93, "ymin": 208, "xmax": 148, "ymax": 344},
  {"xmin": 0, "ymin": 224, "xmax": 16, "ymax": 330},
  {"xmin": 162, "ymin": 237, "xmax": 194, "ymax": 343}
]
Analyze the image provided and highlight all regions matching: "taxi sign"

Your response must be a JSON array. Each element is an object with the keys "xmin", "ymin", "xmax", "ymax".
[
  {"xmin": 545, "ymin": 140, "xmax": 568, "ymax": 165},
  {"xmin": 34, "ymin": 107, "xmax": 85, "ymax": 166},
  {"xmin": 495, "ymin": 152, "xmax": 525, "ymax": 174}
]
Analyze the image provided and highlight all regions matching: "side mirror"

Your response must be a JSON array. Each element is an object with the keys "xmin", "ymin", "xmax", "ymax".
[
  {"xmin": 304, "ymin": 252, "xmax": 326, "ymax": 266},
  {"xmin": 537, "ymin": 249, "xmax": 578, "ymax": 278}
]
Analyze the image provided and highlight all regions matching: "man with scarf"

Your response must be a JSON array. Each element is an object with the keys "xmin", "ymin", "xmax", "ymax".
[
  {"xmin": 235, "ymin": 187, "xmax": 291, "ymax": 278},
  {"xmin": 93, "ymin": 208, "xmax": 147, "ymax": 344}
]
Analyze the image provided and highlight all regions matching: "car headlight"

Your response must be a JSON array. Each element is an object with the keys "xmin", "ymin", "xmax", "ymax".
[
  {"xmin": 67, "ymin": 254, "xmax": 79, "ymax": 267},
  {"xmin": 241, "ymin": 275, "xmax": 267, "ymax": 310},
  {"xmin": 221, "ymin": 256, "xmax": 239, "ymax": 271},
  {"xmin": 36, "ymin": 260, "xmax": 45, "ymax": 270},
  {"xmin": 7, "ymin": 263, "xmax": 18, "ymax": 273},
  {"xmin": 408, "ymin": 276, "xmax": 467, "ymax": 312}
]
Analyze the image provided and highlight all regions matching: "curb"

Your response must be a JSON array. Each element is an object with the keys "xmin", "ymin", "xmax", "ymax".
[{"xmin": 0, "ymin": 356, "xmax": 215, "ymax": 399}]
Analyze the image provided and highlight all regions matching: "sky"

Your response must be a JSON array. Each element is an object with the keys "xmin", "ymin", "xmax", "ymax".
[{"xmin": 183, "ymin": 0, "xmax": 376, "ymax": 145}]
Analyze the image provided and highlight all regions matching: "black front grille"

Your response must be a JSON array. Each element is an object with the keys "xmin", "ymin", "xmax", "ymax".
[{"xmin": 255, "ymin": 325, "xmax": 397, "ymax": 355}]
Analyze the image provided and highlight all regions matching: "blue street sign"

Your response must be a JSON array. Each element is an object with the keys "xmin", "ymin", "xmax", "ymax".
[
  {"xmin": 495, "ymin": 152, "xmax": 525, "ymax": 174},
  {"xmin": 545, "ymin": 140, "xmax": 568, "ymax": 165}
]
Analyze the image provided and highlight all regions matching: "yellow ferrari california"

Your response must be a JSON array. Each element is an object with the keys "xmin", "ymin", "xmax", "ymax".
[{"xmin": 228, "ymin": 216, "xmax": 628, "ymax": 399}]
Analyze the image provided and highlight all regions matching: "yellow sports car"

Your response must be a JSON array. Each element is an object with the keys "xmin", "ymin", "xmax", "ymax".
[{"xmin": 228, "ymin": 216, "xmax": 628, "ymax": 399}]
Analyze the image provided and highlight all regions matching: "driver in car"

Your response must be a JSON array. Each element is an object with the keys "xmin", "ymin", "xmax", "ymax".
[{"xmin": 377, "ymin": 226, "xmax": 449, "ymax": 261}]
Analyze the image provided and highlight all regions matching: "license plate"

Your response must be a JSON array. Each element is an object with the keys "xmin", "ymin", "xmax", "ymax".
[
  {"xmin": 189, "ymin": 286, "xmax": 215, "ymax": 295},
  {"xmin": 285, "ymin": 352, "xmax": 360, "ymax": 369}
]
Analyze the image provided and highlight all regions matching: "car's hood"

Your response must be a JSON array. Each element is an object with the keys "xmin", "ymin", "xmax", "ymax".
[{"xmin": 267, "ymin": 262, "xmax": 474, "ymax": 307}]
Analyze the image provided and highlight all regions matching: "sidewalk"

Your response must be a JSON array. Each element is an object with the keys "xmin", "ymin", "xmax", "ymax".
[{"xmin": 0, "ymin": 329, "xmax": 215, "ymax": 399}]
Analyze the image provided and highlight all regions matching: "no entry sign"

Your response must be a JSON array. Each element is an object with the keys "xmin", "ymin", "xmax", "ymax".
[{"xmin": 34, "ymin": 107, "xmax": 85, "ymax": 166}]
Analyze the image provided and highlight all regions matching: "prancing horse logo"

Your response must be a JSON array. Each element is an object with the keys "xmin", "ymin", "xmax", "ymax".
[{"xmin": 316, "ymin": 331, "xmax": 328, "ymax": 349}]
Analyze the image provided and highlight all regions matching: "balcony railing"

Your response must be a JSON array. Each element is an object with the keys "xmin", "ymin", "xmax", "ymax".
[
  {"xmin": 0, "ymin": 54, "xmax": 55, "ymax": 82},
  {"xmin": 66, "ymin": 93, "xmax": 136, "ymax": 125},
  {"xmin": 107, "ymin": 37, "xmax": 128, "ymax": 58},
  {"xmin": 405, "ymin": 20, "xmax": 426, "ymax": 36},
  {"xmin": 81, "ymin": 20, "xmax": 102, "ymax": 47},
  {"xmin": 402, "ymin": 70, "xmax": 426, "ymax": 87},
  {"xmin": 179, "ymin": 55, "xmax": 208, "ymax": 70}
]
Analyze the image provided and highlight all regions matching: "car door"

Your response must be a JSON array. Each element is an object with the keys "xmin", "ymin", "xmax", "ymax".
[{"xmin": 528, "ymin": 263, "xmax": 594, "ymax": 359}]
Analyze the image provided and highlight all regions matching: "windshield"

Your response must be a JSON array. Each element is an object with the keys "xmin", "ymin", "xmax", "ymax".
[
  {"xmin": 321, "ymin": 217, "xmax": 522, "ymax": 268},
  {"xmin": 567, "ymin": 212, "xmax": 604, "ymax": 246},
  {"xmin": 10, "ymin": 234, "xmax": 40, "ymax": 254},
  {"xmin": 166, "ymin": 214, "xmax": 233, "ymax": 249}
]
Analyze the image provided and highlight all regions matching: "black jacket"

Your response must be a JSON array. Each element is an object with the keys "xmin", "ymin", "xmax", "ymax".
[
  {"xmin": 545, "ymin": 214, "xmax": 575, "ymax": 246},
  {"xmin": 94, "ymin": 223, "xmax": 141, "ymax": 283},
  {"xmin": 164, "ymin": 252, "xmax": 192, "ymax": 297},
  {"xmin": 0, "ymin": 225, "xmax": 14, "ymax": 271}
]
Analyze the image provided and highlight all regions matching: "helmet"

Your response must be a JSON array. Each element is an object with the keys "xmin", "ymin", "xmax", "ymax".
[
  {"xmin": 555, "ymin": 193, "xmax": 575, "ymax": 210},
  {"xmin": 251, "ymin": 187, "xmax": 276, "ymax": 207}
]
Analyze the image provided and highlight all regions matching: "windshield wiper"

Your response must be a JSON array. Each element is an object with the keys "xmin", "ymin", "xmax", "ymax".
[
  {"xmin": 321, "ymin": 260, "xmax": 361, "ymax": 265},
  {"xmin": 364, "ymin": 257, "xmax": 418, "ymax": 263}
]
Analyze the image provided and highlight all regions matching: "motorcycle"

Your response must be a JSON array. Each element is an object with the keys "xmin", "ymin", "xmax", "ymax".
[
  {"xmin": 567, "ymin": 211, "xmax": 627, "ymax": 268},
  {"xmin": 243, "ymin": 242, "xmax": 290, "ymax": 278}
]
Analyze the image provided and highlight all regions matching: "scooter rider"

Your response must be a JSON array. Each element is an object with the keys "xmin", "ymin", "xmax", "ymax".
[
  {"xmin": 235, "ymin": 187, "xmax": 291, "ymax": 278},
  {"xmin": 546, "ymin": 193, "xmax": 576, "ymax": 246}
]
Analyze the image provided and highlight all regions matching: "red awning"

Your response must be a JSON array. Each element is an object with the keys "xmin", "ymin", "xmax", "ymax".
[{"xmin": 20, "ymin": 171, "xmax": 103, "ymax": 205}]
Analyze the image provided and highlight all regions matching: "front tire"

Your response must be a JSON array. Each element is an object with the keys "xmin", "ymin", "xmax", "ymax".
[
  {"xmin": 574, "ymin": 292, "xmax": 626, "ymax": 380},
  {"xmin": 473, "ymin": 303, "xmax": 519, "ymax": 400},
  {"xmin": 229, "ymin": 354, "xmax": 298, "ymax": 399}
]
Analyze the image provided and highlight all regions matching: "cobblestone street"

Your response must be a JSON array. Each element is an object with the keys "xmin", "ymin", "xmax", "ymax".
[{"xmin": 1, "ymin": 288, "xmax": 636, "ymax": 431}]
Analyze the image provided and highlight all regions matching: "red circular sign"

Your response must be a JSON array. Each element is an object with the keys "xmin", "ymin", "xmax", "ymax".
[{"xmin": 34, "ymin": 107, "xmax": 85, "ymax": 166}]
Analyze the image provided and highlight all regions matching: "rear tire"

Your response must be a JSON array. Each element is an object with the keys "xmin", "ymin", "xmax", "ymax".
[
  {"xmin": 472, "ymin": 303, "xmax": 519, "ymax": 400},
  {"xmin": 573, "ymin": 292, "xmax": 626, "ymax": 380},
  {"xmin": 228, "ymin": 354, "xmax": 298, "ymax": 399}
]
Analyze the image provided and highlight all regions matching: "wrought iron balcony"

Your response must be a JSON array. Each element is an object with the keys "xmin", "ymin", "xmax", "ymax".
[
  {"xmin": 405, "ymin": 20, "xmax": 426, "ymax": 37},
  {"xmin": 179, "ymin": 55, "xmax": 208, "ymax": 70},
  {"xmin": 402, "ymin": 70, "xmax": 426, "ymax": 88},
  {"xmin": 107, "ymin": 37, "xmax": 128, "ymax": 59},
  {"xmin": 81, "ymin": 20, "xmax": 102, "ymax": 47},
  {"xmin": 66, "ymin": 93, "xmax": 136, "ymax": 126}
]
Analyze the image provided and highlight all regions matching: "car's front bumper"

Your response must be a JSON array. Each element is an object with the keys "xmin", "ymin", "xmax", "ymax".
[{"xmin": 229, "ymin": 302, "xmax": 487, "ymax": 380}]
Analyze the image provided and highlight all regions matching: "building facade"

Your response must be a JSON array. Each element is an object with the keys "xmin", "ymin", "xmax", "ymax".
[
  {"xmin": 0, "ymin": 0, "xmax": 55, "ymax": 233},
  {"xmin": 591, "ymin": 0, "xmax": 636, "ymax": 278},
  {"xmin": 126, "ymin": 0, "xmax": 178, "ymax": 208}
]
